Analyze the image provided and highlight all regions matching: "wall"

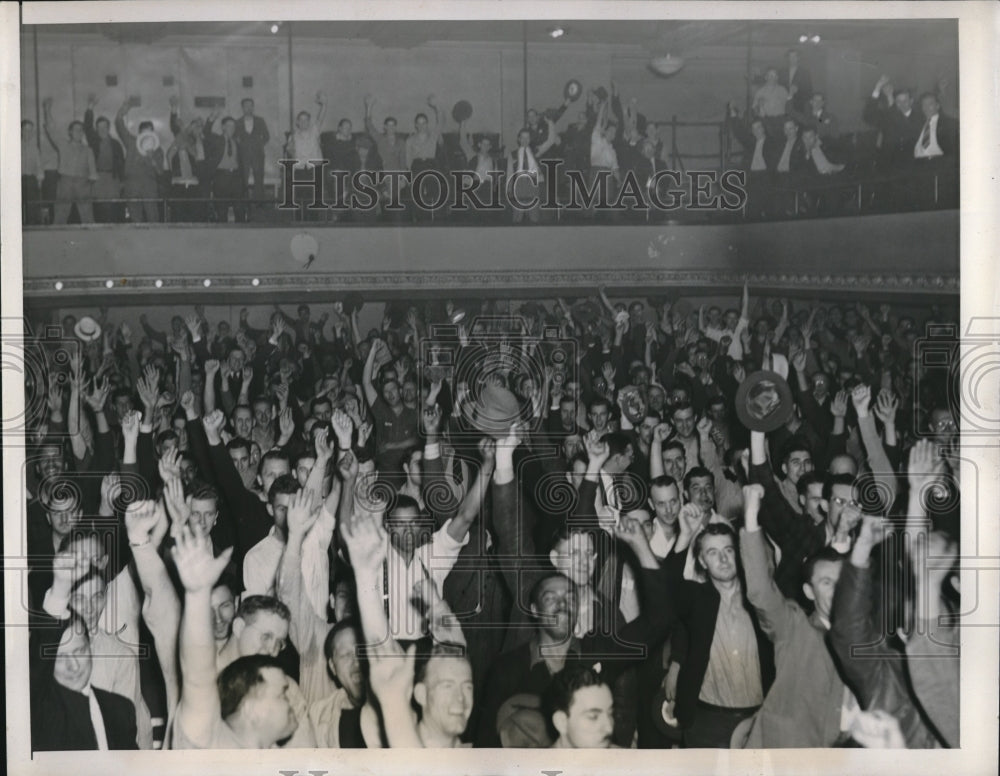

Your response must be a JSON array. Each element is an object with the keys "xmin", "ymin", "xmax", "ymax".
[{"xmin": 22, "ymin": 212, "xmax": 959, "ymax": 305}]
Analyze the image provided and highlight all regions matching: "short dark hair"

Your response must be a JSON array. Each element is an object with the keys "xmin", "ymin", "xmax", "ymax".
[
  {"xmin": 683, "ymin": 466, "xmax": 714, "ymax": 494},
  {"xmin": 68, "ymin": 120, "xmax": 84, "ymax": 133},
  {"xmin": 781, "ymin": 437, "xmax": 812, "ymax": 467},
  {"xmin": 528, "ymin": 571, "xmax": 573, "ymax": 611},
  {"xmin": 138, "ymin": 120, "xmax": 154, "ymax": 133},
  {"xmin": 671, "ymin": 401, "xmax": 695, "ymax": 417},
  {"xmin": 587, "ymin": 397, "xmax": 611, "ymax": 415},
  {"xmin": 796, "ymin": 471, "xmax": 823, "ymax": 498},
  {"xmin": 802, "ymin": 546, "xmax": 845, "ymax": 587},
  {"xmin": 226, "ymin": 437, "xmax": 251, "ymax": 456},
  {"xmin": 692, "ymin": 522, "xmax": 738, "ymax": 576},
  {"xmin": 218, "ymin": 654, "xmax": 285, "ymax": 719},
  {"xmin": 822, "ymin": 473, "xmax": 856, "ymax": 501},
  {"xmin": 267, "ymin": 473, "xmax": 300, "ymax": 505},
  {"xmin": 662, "ymin": 440, "xmax": 686, "ymax": 458},
  {"xmin": 260, "ymin": 448, "xmax": 290, "ymax": 471},
  {"xmin": 543, "ymin": 664, "xmax": 609, "ymax": 719},
  {"xmin": 384, "ymin": 116, "xmax": 397, "ymax": 126},
  {"xmin": 241, "ymin": 97, "xmax": 254, "ymax": 108},
  {"xmin": 155, "ymin": 429, "xmax": 179, "ymax": 449},
  {"xmin": 190, "ymin": 483, "xmax": 220, "ymax": 507},
  {"xmin": 649, "ymin": 474, "xmax": 679, "ymax": 492},
  {"xmin": 236, "ymin": 594, "xmax": 290, "ymax": 625},
  {"xmin": 389, "ymin": 493, "xmax": 421, "ymax": 517},
  {"xmin": 601, "ymin": 432, "xmax": 632, "ymax": 459},
  {"xmin": 415, "ymin": 112, "xmax": 429, "ymax": 123}
]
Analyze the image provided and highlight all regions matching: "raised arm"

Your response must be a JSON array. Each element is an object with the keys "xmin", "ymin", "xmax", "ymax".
[
  {"xmin": 342, "ymin": 507, "xmax": 424, "ymax": 748},
  {"xmin": 445, "ymin": 438, "xmax": 495, "ymax": 542},
  {"xmin": 361, "ymin": 338, "xmax": 381, "ymax": 408},
  {"xmin": 124, "ymin": 500, "xmax": 181, "ymax": 716},
  {"xmin": 172, "ymin": 526, "xmax": 235, "ymax": 748},
  {"xmin": 740, "ymin": 484, "xmax": 794, "ymax": 640},
  {"xmin": 851, "ymin": 384, "xmax": 897, "ymax": 510}
]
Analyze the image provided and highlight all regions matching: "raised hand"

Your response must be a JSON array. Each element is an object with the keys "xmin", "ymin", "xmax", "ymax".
[
  {"xmin": 84, "ymin": 375, "xmax": 109, "ymax": 413},
  {"xmin": 791, "ymin": 348, "xmax": 808, "ymax": 373},
  {"xmin": 678, "ymin": 503, "xmax": 703, "ymax": 537},
  {"xmin": 241, "ymin": 365, "xmax": 254, "ymax": 387},
  {"xmin": 180, "ymin": 390, "xmax": 196, "ymax": 415},
  {"xmin": 278, "ymin": 407, "xmax": 295, "ymax": 439},
  {"xmin": 162, "ymin": 477, "xmax": 191, "ymax": 537},
  {"xmin": 851, "ymin": 384, "xmax": 872, "ymax": 416},
  {"xmin": 314, "ymin": 426, "xmax": 335, "ymax": 461},
  {"xmin": 368, "ymin": 641, "xmax": 417, "ymax": 702},
  {"xmin": 357, "ymin": 420, "xmax": 373, "ymax": 447},
  {"xmin": 614, "ymin": 516, "xmax": 652, "ymax": 553},
  {"xmin": 422, "ymin": 404, "xmax": 442, "ymax": 436},
  {"xmin": 121, "ymin": 409, "xmax": 141, "ymax": 444},
  {"xmin": 652, "ymin": 422, "xmax": 672, "ymax": 445},
  {"xmin": 286, "ymin": 489, "xmax": 318, "ymax": 538},
  {"xmin": 158, "ymin": 446, "xmax": 183, "ymax": 482},
  {"xmin": 873, "ymin": 390, "xmax": 898, "ymax": 426},
  {"xmin": 337, "ymin": 449, "xmax": 359, "ymax": 481},
  {"xmin": 172, "ymin": 526, "xmax": 233, "ymax": 593},
  {"xmin": 830, "ymin": 389, "xmax": 849, "ymax": 418},
  {"xmin": 478, "ymin": 437, "xmax": 497, "ymax": 470},
  {"xmin": 601, "ymin": 362, "xmax": 616, "ymax": 385},
  {"xmin": 124, "ymin": 499, "xmax": 164, "ymax": 547},
  {"xmin": 331, "ymin": 409, "xmax": 354, "ymax": 450},
  {"xmin": 341, "ymin": 509, "xmax": 387, "ymax": 573},
  {"xmin": 137, "ymin": 369, "xmax": 160, "ymax": 409},
  {"xmin": 204, "ymin": 358, "xmax": 220, "ymax": 378},
  {"xmin": 696, "ymin": 416, "xmax": 713, "ymax": 438},
  {"xmin": 907, "ymin": 438, "xmax": 944, "ymax": 492},
  {"xmin": 202, "ymin": 408, "xmax": 226, "ymax": 436},
  {"xmin": 582, "ymin": 428, "xmax": 610, "ymax": 469}
]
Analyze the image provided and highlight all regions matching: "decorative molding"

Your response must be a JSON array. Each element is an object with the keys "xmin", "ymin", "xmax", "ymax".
[{"xmin": 25, "ymin": 269, "xmax": 959, "ymax": 297}]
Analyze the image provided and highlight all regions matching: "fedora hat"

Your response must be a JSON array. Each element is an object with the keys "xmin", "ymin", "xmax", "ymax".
[{"xmin": 73, "ymin": 316, "xmax": 102, "ymax": 343}]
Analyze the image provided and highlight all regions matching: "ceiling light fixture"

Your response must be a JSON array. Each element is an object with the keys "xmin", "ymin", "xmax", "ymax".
[
  {"xmin": 548, "ymin": 26, "xmax": 565, "ymax": 39},
  {"xmin": 270, "ymin": 23, "xmax": 280, "ymax": 34}
]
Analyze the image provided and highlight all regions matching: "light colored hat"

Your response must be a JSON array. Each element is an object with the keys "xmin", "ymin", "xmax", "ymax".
[
  {"xmin": 137, "ymin": 130, "xmax": 161, "ymax": 155},
  {"xmin": 74, "ymin": 316, "xmax": 102, "ymax": 343}
]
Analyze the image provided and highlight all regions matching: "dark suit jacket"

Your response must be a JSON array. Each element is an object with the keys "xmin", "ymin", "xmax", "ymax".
[
  {"xmin": 234, "ymin": 115, "xmax": 270, "ymax": 163},
  {"xmin": 30, "ymin": 612, "xmax": 138, "ymax": 751},
  {"xmin": 83, "ymin": 109, "xmax": 125, "ymax": 180},
  {"xmin": 662, "ymin": 547, "xmax": 775, "ymax": 729},
  {"xmin": 203, "ymin": 119, "xmax": 244, "ymax": 173},
  {"xmin": 924, "ymin": 112, "xmax": 959, "ymax": 161},
  {"xmin": 780, "ymin": 65, "xmax": 812, "ymax": 113},
  {"xmin": 862, "ymin": 97, "xmax": 924, "ymax": 168}
]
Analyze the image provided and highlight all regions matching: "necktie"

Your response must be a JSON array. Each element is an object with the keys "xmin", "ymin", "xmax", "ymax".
[
  {"xmin": 226, "ymin": 138, "xmax": 234, "ymax": 159},
  {"xmin": 519, "ymin": 148, "xmax": 525, "ymax": 171},
  {"xmin": 85, "ymin": 687, "xmax": 109, "ymax": 750},
  {"xmin": 920, "ymin": 122, "xmax": 931, "ymax": 149}
]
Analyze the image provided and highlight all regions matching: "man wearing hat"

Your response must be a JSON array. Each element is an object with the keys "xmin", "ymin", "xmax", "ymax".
[{"xmin": 116, "ymin": 97, "xmax": 166, "ymax": 222}]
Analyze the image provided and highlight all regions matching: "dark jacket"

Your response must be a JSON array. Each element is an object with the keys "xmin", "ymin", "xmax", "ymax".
[
  {"xmin": 30, "ymin": 612, "xmax": 138, "ymax": 751},
  {"xmin": 829, "ymin": 561, "xmax": 943, "ymax": 748},
  {"xmin": 203, "ymin": 119, "xmax": 244, "ymax": 173},
  {"xmin": 83, "ymin": 109, "xmax": 125, "ymax": 181},
  {"xmin": 662, "ymin": 544, "xmax": 776, "ymax": 729},
  {"xmin": 862, "ymin": 97, "xmax": 924, "ymax": 169}
]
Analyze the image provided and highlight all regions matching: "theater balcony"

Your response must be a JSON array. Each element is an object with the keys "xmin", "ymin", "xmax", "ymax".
[{"xmin": 22, "ymin": 207, "xmax": 958, "ymax": 308}]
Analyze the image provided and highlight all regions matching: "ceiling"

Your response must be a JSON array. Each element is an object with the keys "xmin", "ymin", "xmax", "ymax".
[{"xmin": 30, "ymin": 19, "xmax": 957, "ymax": 56}]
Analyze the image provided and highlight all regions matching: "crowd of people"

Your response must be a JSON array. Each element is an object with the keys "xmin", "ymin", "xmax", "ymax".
[
  {"xmin": 21, "ymin": 49, "xmax": 958, "ymax": 226},
  {"xmin": 25, "ymin": 283, "xmax": 961, "ymax": 751},
  {"xmin": 728, "ymin": 50, "xmax": 959, "ymax": 217}
]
